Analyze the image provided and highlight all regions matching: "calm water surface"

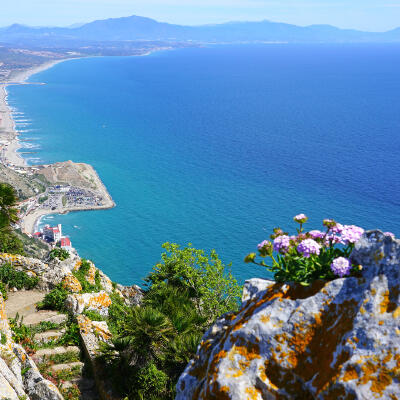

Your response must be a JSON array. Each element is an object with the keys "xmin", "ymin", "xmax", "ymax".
[{"xmin": 8, "ymin": 44, "xmax": 400, "ymax": 285}]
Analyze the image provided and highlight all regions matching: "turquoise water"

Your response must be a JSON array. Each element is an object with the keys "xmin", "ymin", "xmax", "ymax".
[{"xmin": 8, "ymin": 44, "xmax": 400, "ymax": 285}]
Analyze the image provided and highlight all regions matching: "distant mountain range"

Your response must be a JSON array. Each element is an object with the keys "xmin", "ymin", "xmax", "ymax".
[{"xmin": 1, "ymin": 15, "xmax": 400, "ymax": 45}]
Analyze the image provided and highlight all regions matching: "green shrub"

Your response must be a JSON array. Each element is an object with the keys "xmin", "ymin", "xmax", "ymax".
[
  {"xmin": 83, "ymin": 309, "xmax": 105, "ymax": 321},
  {"xmin": 0, "ymin": 231, "xmax": 24, "ymax": 255},
  {"xmin": 101, "ymin": 243, "xmax": 242, "ymax": 400},
  {"xmin": 0, "ymin": 263, "xmax": 39, "ymax": 290},
  {"xmin": 72, "ymin": 259, "xmax": 102, "ymax": 293},
  {"xmin": 39, "ymin": 284, "xmax": 69, "ymax": 311},
  {"xmin": 58, "ymin": 315, "xmax": 80, "ymax": 346},
  {"xmin": 0, "ymin": 282, "xmax": 7, "ymax": 300},
  {"xmin": 135, "ymin": 363, "xmax": 169, "ymax": 399},
  {"xmin": 49, "ymin": 248, "xmax": 70, "ymax": 261}
]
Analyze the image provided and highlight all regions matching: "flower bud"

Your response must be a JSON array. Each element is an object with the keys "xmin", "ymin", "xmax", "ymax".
[
  {"xmin": 294, "ymin": 214, "xmax": 308, "ymax": 224},
  {"xmin": 244, "ymin": 253, "xmax": 256, "ymax": 263}
]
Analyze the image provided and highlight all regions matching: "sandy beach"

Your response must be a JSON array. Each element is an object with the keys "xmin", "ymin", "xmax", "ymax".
[{"xmin": 0, "ymin": 59, "xmax": 69, "ymax": 168}]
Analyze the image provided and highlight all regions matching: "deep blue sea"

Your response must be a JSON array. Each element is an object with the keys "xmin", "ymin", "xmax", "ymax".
[{"xmin": 8, "ymin": 44, "xmax": 400, "ymax": 285}]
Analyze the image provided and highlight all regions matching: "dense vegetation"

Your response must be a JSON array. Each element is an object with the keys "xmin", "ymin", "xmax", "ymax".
[
  {"xmin": 0, "ymin": 183, "xmax": 24, "ymax": 255},
  {"xmin": 100, "ymin": 243, "xmax": 242, "ymax": 400}
]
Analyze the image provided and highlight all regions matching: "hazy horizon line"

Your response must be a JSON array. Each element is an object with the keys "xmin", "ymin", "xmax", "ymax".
[{"xmin": 1, "ymin": 14, "xmax": 398, "ymax": 34}]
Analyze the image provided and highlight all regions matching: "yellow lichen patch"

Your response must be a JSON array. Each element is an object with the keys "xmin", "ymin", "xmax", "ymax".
[
  {"xmin": 86, "ymin": 262, "xmax": 97, "ymax": 285},
  {"xmin": 393, "ymin": 307, "xmax": 400, "ymax": 319},
  {"xmin": 245, "ymin": 386, "xmax": 261, "ymax": 400},
  {"xmin": 62, "ymin": 274, "xmax": 82, "ymax": 293},
  {"xmin": 73, "ymin": 260, "xmax": 82, "ymax": 272}
]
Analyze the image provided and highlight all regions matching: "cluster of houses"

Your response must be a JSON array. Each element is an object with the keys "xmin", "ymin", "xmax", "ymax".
[{"xmin": 34, "ymin": 223, "xmax": 74, "ymax": 252}]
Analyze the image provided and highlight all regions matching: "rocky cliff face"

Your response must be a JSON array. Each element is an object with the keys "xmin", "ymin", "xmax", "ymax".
[{"xmin": 176, "ymin": 231, "xmax": 400, "ymax": 399}]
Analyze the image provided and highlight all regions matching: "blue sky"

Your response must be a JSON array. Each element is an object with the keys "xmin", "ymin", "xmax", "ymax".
[{"xmin": 1, "ymin": 0, "xmax": 399, "ymax": 31}]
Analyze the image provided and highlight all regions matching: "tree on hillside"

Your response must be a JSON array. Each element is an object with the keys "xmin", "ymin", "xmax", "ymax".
[
  {"xmin": 100, "ymin": 243, "xmax": 242, "ymax": 400},
  {"xmin": 0, "ymin": 183, "xmax": 24, "ymax": 255},
  {"xmin": 0, "ymin": 183, "xmax": 19, "ymax": 229}
]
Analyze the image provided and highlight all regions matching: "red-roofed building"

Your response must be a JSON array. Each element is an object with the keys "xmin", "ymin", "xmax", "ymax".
[
  {"xmin": 60, "ymin": 237, "xmax": 73, "ymax": 252},
  {"xmin": 33, "ymin": 232, "xmax": 42, "ymax": 237}
]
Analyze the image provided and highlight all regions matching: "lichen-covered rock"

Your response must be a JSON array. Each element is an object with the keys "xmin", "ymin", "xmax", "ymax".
[
  {"xmin": 13, "ymin": 345, "xmax": 63, "ymax": 400},
  {"xmin": 65, "ymin": 291, "xmax": 112, "ymax": 316},
  {"xmin": 85, "ymin": 261, "xmax": 97, "ymax": 285},
  {"xmin": 0, "ymin": 372, "xmax": 19, "ymax": 400},
  {"xmin": 78, "ymin": 315, "xmax": 121, "ymax": 400},
  {"xmin": 116, "ymin": 283, "xmax": 144, "ymax": 306},
  {"xmin": 62, "ymin": 273, "xmax": 82, "ymax": 293},
  {"xmin": 176, "ymin": 231, "xmax": 400, "ymax": 400},
  {"xmin": 0, "ymin": 252, "xmax": 72, "ymax": 291}
]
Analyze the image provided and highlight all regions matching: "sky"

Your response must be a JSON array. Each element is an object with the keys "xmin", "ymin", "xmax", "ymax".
[{"xmin": 0, "ymin": 0, "xmax": 399, "ymax": 32}]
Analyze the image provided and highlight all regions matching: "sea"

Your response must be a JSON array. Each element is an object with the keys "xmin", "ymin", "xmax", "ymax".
[{"xmin": 7, "ymin": 44, "xmax": 400, "ymax": 286}]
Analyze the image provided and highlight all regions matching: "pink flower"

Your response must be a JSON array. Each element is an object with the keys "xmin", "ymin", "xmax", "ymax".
[
  {"xmin": 341, "ymin": 225, "xmax": 364, "ymax": 244},
  {"xmin": 273, "ymin": 235, "xmax": 290, "ymax": 253},
  {"xmin": 309, "ymin": 230, "xmax": 324, "ymax": 239},
  {"xmin": 297, "ymin": 239, "xmax": 321, "ymax": 258},
  {"xmin": 294, "ymin": 214, "xmax": 308, "ymax": 223},
  {"xmin": 384, "ymin": 232, "xmax": 395, "ymax": 239},
  {"xmin": 331, "ymin": 257, "xmax": 351, "ymax": 277}
]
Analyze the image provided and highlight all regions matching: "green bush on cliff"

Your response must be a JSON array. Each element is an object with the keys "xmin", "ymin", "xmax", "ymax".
[
  {"xmin": 49, "ymin": 248, "xmax": 70, "ymax": 261},
  {"xmin": 0, "ymin": 183, "xmax": 24, "ymax": 255},
  {"xmin": 39, "ymin": 284, "xmax": 69, "ymax": 311},
  {"xmin": 101, "ymin": 243, "xmax": 242, "ymax": 400},
  {"xmin": 0, "ymin": 263, "xmax": 39, "ymax": 291}
]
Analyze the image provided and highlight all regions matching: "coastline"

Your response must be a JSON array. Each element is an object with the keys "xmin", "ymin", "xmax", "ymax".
[
  {"xmin": 0, "ymin": 57, "xmax": 116, "ymax": 235},
  {"xmin": 0, "ymin": 59, "xmax": 71, "ymax": 168}
]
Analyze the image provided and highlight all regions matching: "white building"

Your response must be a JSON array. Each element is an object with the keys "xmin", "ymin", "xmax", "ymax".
[{"xmin": 42, "ymin": 224, "xmax": 62, "ymax": 243}]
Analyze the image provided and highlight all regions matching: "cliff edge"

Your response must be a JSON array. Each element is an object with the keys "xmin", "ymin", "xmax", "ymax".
[{"xmin": 176, "ymin": 230, "xmax": 400, "ymax": 399}]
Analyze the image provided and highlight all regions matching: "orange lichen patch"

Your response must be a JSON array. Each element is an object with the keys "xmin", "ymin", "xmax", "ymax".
[
  {"xmin": 220, "ymin": 386, "xmax": 230, "ymax": 394},
  {"xmin": 353, "ymin": 337, "xmax": 359, "ymax": 343},
  {"xmin": 262, "ymin": 299, "xmax": 359, "ymax": 397},
  {"xmin": 360, "ymin": 306, "xmax": 366, "ymax": 315},
  {"xmin": 373, "ymin": 250, "xmax": 385, "ymax": 264},
  {"xmin": 88, "ymin": 292, "xmax": 112, "ymax": 308},
  {"xmin": 343, "ymin": 365, "xmax": 359, "ymax": 381},
  {"xmin": 92, "ymin": 321, "xmax": 112, "ymax": 340},
  {"xmin": 62, "ymin": 274, "xmax": 82, "ymax": 293},
  {"xmin": 380, "ymin": 291, "xmax": 390, "ymax": 314},
  {"xmin": 357, "ymin": 352, "xmax": 399, "ymax": 396}
]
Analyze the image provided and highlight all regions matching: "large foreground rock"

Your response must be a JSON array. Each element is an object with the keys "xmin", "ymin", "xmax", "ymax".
[{"xmin": 176, "ymin": 231, "xmax": 400, "ymax": 399}]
